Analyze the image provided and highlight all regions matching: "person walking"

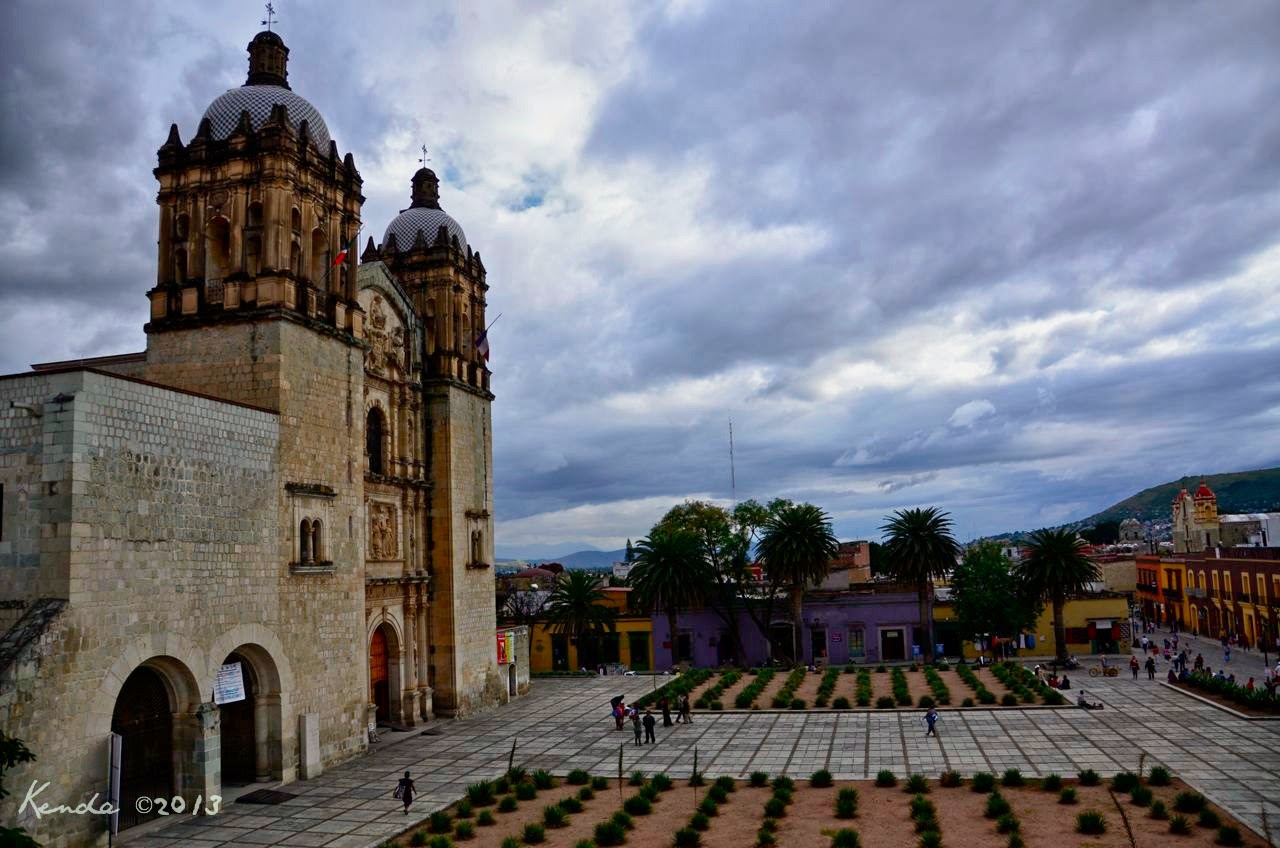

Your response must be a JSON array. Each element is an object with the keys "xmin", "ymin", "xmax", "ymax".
[
  {"xmin": 659, "ymin": 696, "xmax": 673, "ymax": 727},
  {"xmin": 924, "ymin": 706, "xmax": 939, "ymax": 737},
  {"xmin": 395, "ymin": 770, "xmax": 417, "ymax": 815},
  {"xmin": 1129, "ymin": 655, "xmax": 1140, "ymax": 679},
  {"xmin": 642, "ymin": 708, "xmax": 657, "ymax": 744},
  {"xmin": 613, "ymin": 700, "xmax": 626, "ymax": 731},
  {"xmin": 1145, "ymin": 656, "xmax": 1157, "ymax": 680},
  {"xmin": 679, "ymin": 693, "xmax": 693, "ymax": 724},
  {"xmin": 630, "ymin": 708, "xmax": 643, "ymax": 746}
]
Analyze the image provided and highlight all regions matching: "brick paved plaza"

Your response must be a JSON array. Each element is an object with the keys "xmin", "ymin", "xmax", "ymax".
[{"xmin": 129, "ymin": 670, "xmax": 1280, "ymax": 848}]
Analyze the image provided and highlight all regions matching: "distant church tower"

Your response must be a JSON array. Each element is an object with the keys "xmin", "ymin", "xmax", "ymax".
[{"xmin": 363, "ymin": 168, "xmax": 499, "ymax": 714}]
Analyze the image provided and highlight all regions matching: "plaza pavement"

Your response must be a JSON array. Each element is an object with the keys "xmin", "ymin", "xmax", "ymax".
[{"xmin": 128, "ymin": 669, "xmax": 1280, "ymax": 848}]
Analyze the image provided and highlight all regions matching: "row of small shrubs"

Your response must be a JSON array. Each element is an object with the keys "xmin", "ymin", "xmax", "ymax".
[
  {"xmin": 990, "ymin": 663, "xmax": 1037, "ymax": 705},
  {"xmin": 1183, "ymin": 669, "xmax": 1280, "ymax": 713},
  {"xmin": 1002, "ymin": 662, "xmax": 1067, "ymax": 705},
  {"xmin": 770, "ymin": 667, "xmax": 809, "ymax": 709},
  {"xmin": 922, "ymin": 666, "xmax": 952, "ymax": 706},
  {"xmin": 855, "ymin": 668, "xmax": 873, "ymax": 707},
  {"xmin": 674, "ymin": 775, "xmax": 734, "ymax": 847},
  {"xmin": 756, "ymin": 776, "xmax": 795, "ymax": 846},
  {"xmin": 890, "ymin": 667, "xmax": 912, "ymax": 706},
  {"xmin": 634, "ymin": 667, "xmax": 712, "ymax": 710},
  {"xmin": 694, "ymin": 670, "xmax": 741, "ymax": 709},
  {"xmin": 735, "ymin": 667, "xmax": 776, "ymax": 708},
  {"xmin": 814, "ymin": 665, "xmax": 843, "ymax": 707},
  {"xmin": 954, "ymin": 662, "xmax": 998, "ymax": 704},
  {"xmin": 911, "ymin": 791, "xmax": 943, "ymax": 848}
]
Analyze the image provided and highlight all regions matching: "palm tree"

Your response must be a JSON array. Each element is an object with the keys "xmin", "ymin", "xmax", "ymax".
[
  {"xmin": 880, "ymin": 507, "xmax": 960, "ymax": 664},
  {"xmin": 630, "ymin": 527, "xmax": 710, "ymax": 668},
  {"xmin": 758, "ymin": 503, "xmax": 839, "ymax": 664},
  {"xmin": 544, "ymin": 570, "xmax": 617, "ymax": 670},
  {"xmin": 1016, "ymin": 528, "xmax": 1101, "ymax": 663}
]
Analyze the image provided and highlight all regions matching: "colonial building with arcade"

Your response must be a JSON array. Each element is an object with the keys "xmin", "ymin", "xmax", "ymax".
[{"xmin": 0, "ymin": 29, "xmax": 524, "ymax": 847}]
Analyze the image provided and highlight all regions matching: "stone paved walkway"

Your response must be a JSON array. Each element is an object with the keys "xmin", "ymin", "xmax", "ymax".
[{"xmin": 129, "ymin": 670, "xmax": 1280, "ymax": 847}]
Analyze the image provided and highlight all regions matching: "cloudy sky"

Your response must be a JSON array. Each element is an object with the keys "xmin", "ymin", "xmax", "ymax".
[{"xmin": 3, "ymin": 1, "xmax": 1279, "ymax": 557}]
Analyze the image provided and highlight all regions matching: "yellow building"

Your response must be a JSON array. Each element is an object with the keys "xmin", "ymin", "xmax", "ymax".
[
  {"xmin": 934, "ymin": 593, "xmax": 1131, "ymax": 658},
  {"xmin": 529, "ymin": 587, "xmax": 655, "ymax": 673}
]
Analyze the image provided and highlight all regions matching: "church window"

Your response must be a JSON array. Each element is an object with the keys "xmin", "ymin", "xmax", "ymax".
[
  {"xmin": 247, "ymin": 201, "xmax": 263, "ymax": 229},
  {"xmin": 174, "ymin": 248, "xmax": 187, "ymax": 284},
  {"xmin": 205, "ymin": 217, "xmax": 232, "ymax": 281},
  {"xmin": 310, "ymin": 228, "xmax": 327, "ymax": 285},
  {"xmin": 175, "ymin": 213, "xmax": 189, "ymax": 241},
  {"xmin": 291, "ymin": 207, "xmax": 302, "ymax": 235},
  {"xmin": 290, "ymin": 241, "xmax": 302, "ymax": 277},
  {"xmin": 246, "ymin": 236, "xmax": 262, "ymax": 277},
  {"xmin": 366, "ymin": 408, "xmax": 385, "ymax": 475},
  {"xmin": 311, "ymin": 520, "xmax": 324, "ymax": 562},
  {"xmin": 299, "ymin": 519, "xmax": 313, "ymax": 562}
]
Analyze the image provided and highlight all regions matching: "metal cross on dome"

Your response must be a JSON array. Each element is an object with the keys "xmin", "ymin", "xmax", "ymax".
[
  {"xmin": 262, "ymin": 2, "xmax": 277, "ymax": 31},
  {"xmin": 419, "ymin": 145, "xmax": 430, "ymax": 167}
]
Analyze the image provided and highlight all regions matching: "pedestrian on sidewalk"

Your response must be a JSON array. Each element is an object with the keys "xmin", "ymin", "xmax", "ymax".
[
  {"xmin": 1145, "ymin": 656, "xmax": 1157, "ymax": 680},
  {"xmin": 642, "ymin": 708, "xmax": 657, "ymax": 744},
  {"xmin": 679, "ymin": 693, "xmax": 693, "ymax": 724},
  {"xmin": 924, "ymin": 707, "xmax": 940, "ymax": 737},
  {"xmin": 395, "ymin": 771, "xmax": 417, "ymax": 815},
  {"xmin": 630, "ymin": 707, "xmax": 643, "ymax": 746},
  {"xmin": 1129, "ymin": 656, "xmax": 1140, "ymax": 679},
  {"xmin": 659, "ymin": 696, "xmax": 673, "ymax": 727}
]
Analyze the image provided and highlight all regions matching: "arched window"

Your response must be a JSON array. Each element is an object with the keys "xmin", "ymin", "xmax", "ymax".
[
  {"xmin": 311, "ymin": 520, "xmax": 323, "ymax": 562},
  {"xmin": 174, "ymin": 248, "xmax": 187, "ymax": 284},
  {"xmin": 290, "ymin": 241, "xmax": 302, "ymax": 277},
  {"xmin": 205, "ymin": 217, "xmax": 232, "ymax": 281},
  {"xmin": 175, "ymin": 213, "xmax": 190, "ymax": 241},
  {"xmin": 291, "ymin": 207, "xmax": 302, "ymax": 235},
  {"xmin": 310, "ymin": 228, "xmax": 327, "ymax": 285},
  {"xmin": 366, "ymin": 408, "xmax": 384, "ymax": 475},
  {"xmin": 246, "ymin": 235, "xmax": 262, "ymax": 276},
  {"xmin": 299, "ymin": 519, "xmax": 313, "ymax": 562},
  {"xmin": 247, "ymin": 202, "xmax": 264, "ymax": 229}
]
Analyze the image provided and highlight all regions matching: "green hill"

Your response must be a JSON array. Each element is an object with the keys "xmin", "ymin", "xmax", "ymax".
[{"xmin": 1084, "ymin": 467, "xmax": 1280, "ymax": 525}]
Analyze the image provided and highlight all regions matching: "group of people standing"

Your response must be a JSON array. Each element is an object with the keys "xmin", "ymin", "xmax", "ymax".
[{"xmin": 612, "ymin": 693, "xmax": 692, "ymax": 746}]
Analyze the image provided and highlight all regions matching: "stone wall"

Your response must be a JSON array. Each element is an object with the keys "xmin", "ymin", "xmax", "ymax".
[
  {"xmin": 0, "ymin": 369, "xmax": 279, "ymax": 848},
  {"xmin": 426, "ymin": 382, "xmax": 500, "ymax": 714}
]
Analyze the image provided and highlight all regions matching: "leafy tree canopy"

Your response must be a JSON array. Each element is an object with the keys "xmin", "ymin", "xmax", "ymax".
[{"xmin": 949, "ymin": 542, "xmax": 1042, "ymax": 640}]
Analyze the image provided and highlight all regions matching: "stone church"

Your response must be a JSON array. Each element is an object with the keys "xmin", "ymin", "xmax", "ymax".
[{"xmin": 0, "ymin": 30, "xmax": 523, "ymax": 847}]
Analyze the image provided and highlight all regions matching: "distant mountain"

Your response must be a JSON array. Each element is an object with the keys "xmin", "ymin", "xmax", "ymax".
[
  {"xmin": 983, "ymin": 466, "xmax": 1280, "ymax": 541},
  {"xmin": 1080, "ymin": 467, "xmax": 1280, "ymax": 525},
  {"xmin": 497, "ymin": 548, "xmax": 628, "ymax": 569}
]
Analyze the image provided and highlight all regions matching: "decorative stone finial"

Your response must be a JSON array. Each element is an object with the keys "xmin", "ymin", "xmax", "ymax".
[{"xmin": 246, "ymin": 30, "xmax": 290, "ymax": 88}]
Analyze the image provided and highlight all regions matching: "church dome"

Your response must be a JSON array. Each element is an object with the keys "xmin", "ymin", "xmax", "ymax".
[
  {"xmin": 198, "ymin": 30, "xmax": 331, "ymax": 150},
  {"xmin": 382, "ymin": 168, "xmax": 468, "ymax": 251},
  {"xmin": 201, "ymin": 86, "xmax": 331, "ymax": 149}
]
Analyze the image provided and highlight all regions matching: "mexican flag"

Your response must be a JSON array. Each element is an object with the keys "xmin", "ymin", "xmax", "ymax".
[{"xmin": 332, "ymin": 233, "xmax": 359, "ymax": 266}]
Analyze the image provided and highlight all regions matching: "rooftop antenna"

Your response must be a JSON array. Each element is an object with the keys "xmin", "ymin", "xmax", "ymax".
[
  {"xmin": 729, "ymin": 419, "xmax": 737, "ymax": 507},
  {"xmin": 261, "ymin": 2, "xmax": 277, "ymax": 31}
]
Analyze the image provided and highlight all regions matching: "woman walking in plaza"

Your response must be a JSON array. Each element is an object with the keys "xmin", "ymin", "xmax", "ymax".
[{"xmin": 395, "ymin": 771, "xmax": 417, "ymax": 815}]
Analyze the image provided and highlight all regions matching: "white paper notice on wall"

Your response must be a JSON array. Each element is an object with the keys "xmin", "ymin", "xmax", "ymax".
[{"xmin": 214, "ymin": 661, "xmax": 246, "ymax": 704}]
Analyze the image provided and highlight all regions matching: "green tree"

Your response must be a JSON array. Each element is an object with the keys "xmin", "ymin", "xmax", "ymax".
[
  {"xmin": 1080, "ymin": 520, "xmax": 1120, "ymax": 545},
  {"xmin": 1, "ymin": 731, "xmax": 39, "ymax": 848},
  {"xmin": 880, "ymin": 507, "xmax": 960, "ymax": 663},
  {"xmin": 630, "ymin": 527, "xmax": 710, "ymax": 667},
  {"xmin": 757, "ymin": 503, "xmax": 839, "ymax": 664},
  {"xmin": 544, "ymin": 570, "xmax": 617, "ymax": 669},
  {"xmin": 950, "ymin": 542, "xmax": 1042, "ymax": 652},
  {"xmin": 1015, "ymin": 528, "xmax": 1101, "ymax": 663}
]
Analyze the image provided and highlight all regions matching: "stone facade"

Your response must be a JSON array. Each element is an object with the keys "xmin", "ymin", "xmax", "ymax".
[{"xmin": 0, "ymin": 29, "xmax": 507, "ymax": 847}]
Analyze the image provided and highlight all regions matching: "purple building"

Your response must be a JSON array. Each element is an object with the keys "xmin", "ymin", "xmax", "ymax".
[{"xmin": 651, "ymin": 588, "xmax": 922, "ymax": 668}]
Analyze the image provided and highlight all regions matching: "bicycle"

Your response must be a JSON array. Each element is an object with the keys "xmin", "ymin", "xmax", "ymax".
[{"xmin": 1088, "ymin": 665, "xmax": 1119, "ymax": 678}]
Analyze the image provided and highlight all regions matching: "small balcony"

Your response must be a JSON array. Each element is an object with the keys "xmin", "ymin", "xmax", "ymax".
[
  {"xmin": 1136, "ymin": 582, "xmax": 1158, "ymax": 593},
  {"xmin": 1163, "ymin": 587, "xmax": 1182, "ymax": 600},
  {"xmin": 1186, "ymin": 587, "xmax": 1205, "ymax": 598}
]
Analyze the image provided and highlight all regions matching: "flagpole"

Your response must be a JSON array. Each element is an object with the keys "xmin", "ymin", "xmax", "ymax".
[{"xmin": 319, "ymin": 226, "xmax": 361, "ymax": 296}]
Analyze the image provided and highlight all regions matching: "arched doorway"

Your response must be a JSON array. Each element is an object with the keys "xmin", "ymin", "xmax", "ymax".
[
  {"xmin": 111, "ymin": 666, "xmax": 175, "ymax": 831},
  {"xmin": 370, "ymin": 623, "xmax": 400, "ymax": 723},
  {"xmin": 218, "ymin": 652, "xmax": 259, "ymax": 785}
]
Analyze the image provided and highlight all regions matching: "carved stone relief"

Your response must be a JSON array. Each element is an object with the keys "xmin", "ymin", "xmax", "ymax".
[{"xmin": 368, "ymin": 501, "xmax": 399, "ymax": 560}]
